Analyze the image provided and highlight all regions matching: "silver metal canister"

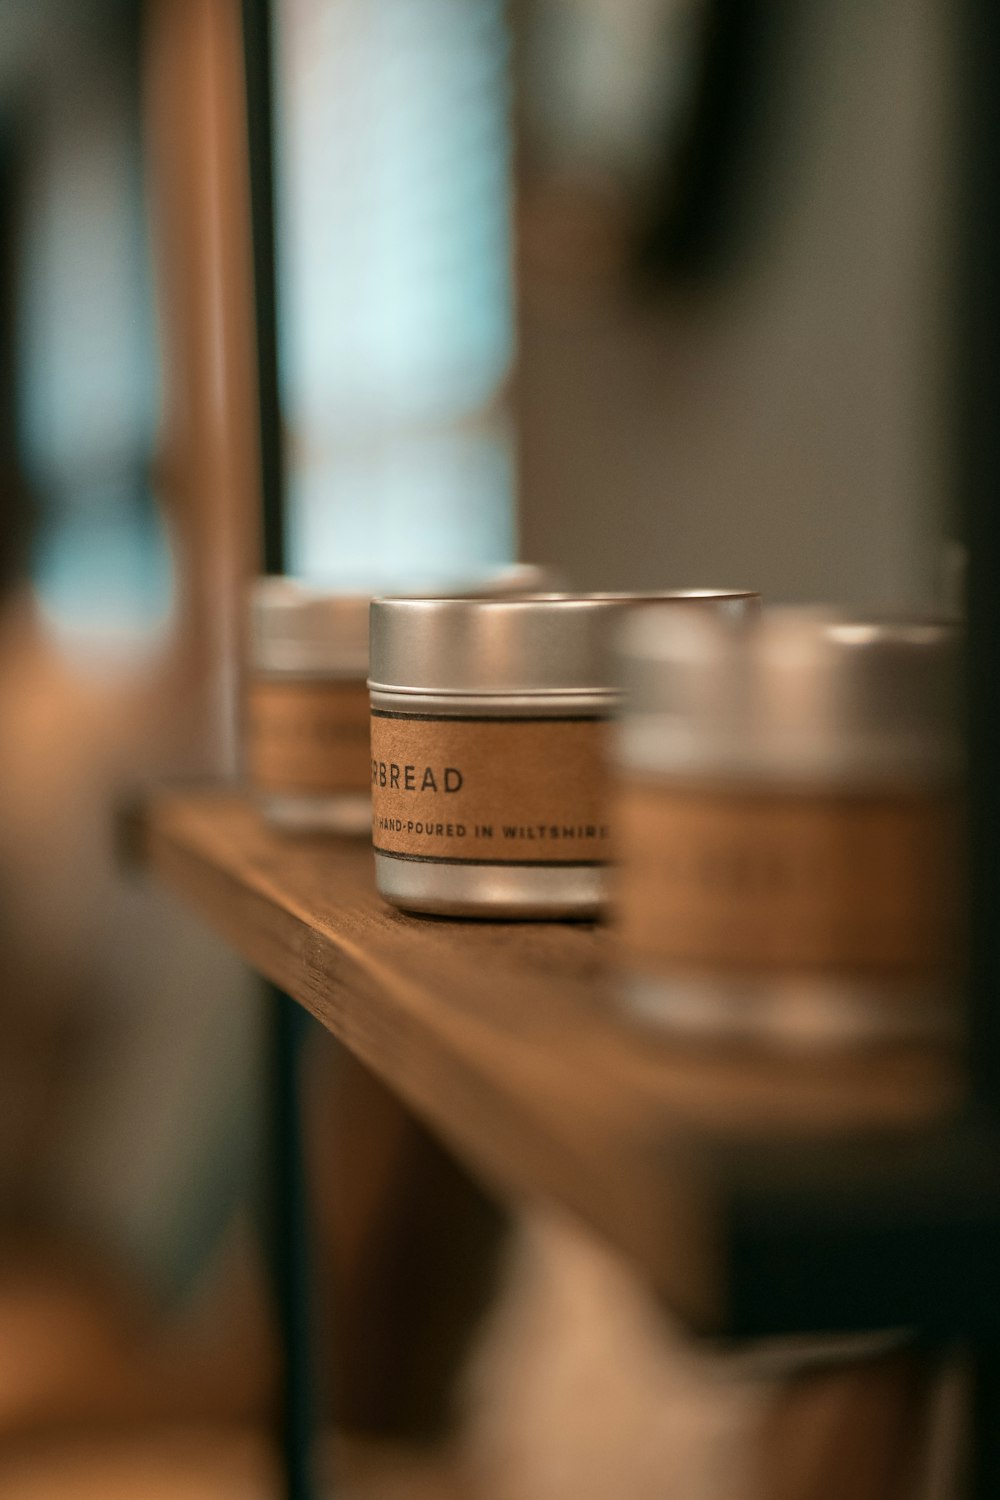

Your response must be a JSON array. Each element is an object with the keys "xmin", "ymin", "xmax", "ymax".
[
  {"xmin": 369, "ymin": 592, "xmax": 758, "ymax": 918},
  {"xmin": 247, "ymin": 580, "xmax": 372, "ymax": 834},
  {"xmin": 247, "ymin": 568, "xmax": 563, "ymax": 834},
  {"xmin": 613, "ymin": 608, "xmax": 962, "ymax": 1047}
]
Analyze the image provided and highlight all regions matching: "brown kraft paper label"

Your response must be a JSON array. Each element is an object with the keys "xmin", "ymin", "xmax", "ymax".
[
  {"xmin": 615, "ymin": 779, "xmax": 959, "ymax": 975},
  {"xmin": 370, "ymin": 713, "xmax": 611, "ymax": 864},
  {"xmin": 247, "ymin": 678, "xmax": 371, "ymax": 794}
]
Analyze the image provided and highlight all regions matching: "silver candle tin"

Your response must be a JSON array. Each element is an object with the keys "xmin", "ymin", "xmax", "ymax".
[
  {"xmin": 613, "ymin": 607, "xmax": 961, "ymax": 1048},
  {"xmin": 247, "ymin": 580, "xmax": 373, "ymax": 834},
  {"xmin": 369, "ymin": 592, "xmax": 758, "ymax": 918},
  {"xmin": 247, "ymin": 567, "xmax": 561, "ymax": 835}
]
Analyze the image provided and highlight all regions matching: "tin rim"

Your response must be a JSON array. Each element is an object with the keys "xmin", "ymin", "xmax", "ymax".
[
  {"xmin": 369, "ymin": 591, "xmax": 759, "ymax": 697},
  {"xmin": 615, "ymin": 606, "xmax": 961, "ymax": 785}
]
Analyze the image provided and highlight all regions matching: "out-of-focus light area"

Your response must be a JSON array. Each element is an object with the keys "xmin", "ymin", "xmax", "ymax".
[{"xmin": 277, "ymin": 0, "xmax": 516, "ymax": 582}]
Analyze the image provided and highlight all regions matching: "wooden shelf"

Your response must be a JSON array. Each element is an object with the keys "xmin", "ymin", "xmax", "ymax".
[{"xmin": 142, "ymin": 791, "xmax": 994, "ymax": 1339}]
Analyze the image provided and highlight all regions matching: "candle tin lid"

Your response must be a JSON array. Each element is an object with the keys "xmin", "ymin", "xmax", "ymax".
[
  {"xmin": 616, "ymin": 606, "xmax": 961, "ymax": 785},
  {"xmin": 250, "ymin": 579, "xmax": 371, "ymax": 677},
  {"xmin": 369, "ymin": 592, "xmax": 758, "ymax": 698}
]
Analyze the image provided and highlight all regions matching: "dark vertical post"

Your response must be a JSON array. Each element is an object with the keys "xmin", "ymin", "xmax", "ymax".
[
  {"xmin": 962, "ymin": 0, "xmax": 1000, "ymax": 1110},
  {"xmin": 959, "ymin": 3, "xmax": 1000, "ymax": 1495},
  {"xmin": 266, "ymin": 980, "xmax": 318, "ymax": 1500},
  {"xmin": 0, "ymin": 124, "xmax": 30, "ymax": 595},
  {"xmin": 241, "ymin": 0, "xmax": 285, "ymax": 578},
  {"xmin": 240, "ymin": 3, "xmax": 319, "ymax": 1496}
]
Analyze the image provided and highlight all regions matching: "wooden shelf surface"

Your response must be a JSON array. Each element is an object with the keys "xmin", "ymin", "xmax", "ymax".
[{"xmin": 143, "ymin": 791, "xmax": 994, "ymax": 1338}]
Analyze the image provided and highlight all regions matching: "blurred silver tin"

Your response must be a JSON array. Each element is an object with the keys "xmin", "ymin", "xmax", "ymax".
[
  {"xmin": 250, "ymin": 577, "xmax": 372, "ymax": 678},
  {"xmin": 247, "ymin": 580, "xmax": 373, "ymax": 834},
  {"xmin": 613, "ymin": 608, "xmax": 962, "ymax": 1048},
  {"xmin": 369, "ymin": 591, "xmax": 759, "ymax": 918},
  {"xmin": 247, "ymin": 566, "xmax": 560, "ymax": 835}
]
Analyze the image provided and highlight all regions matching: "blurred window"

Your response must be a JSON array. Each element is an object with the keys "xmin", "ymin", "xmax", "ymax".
[{"xmin": 276, "ymin": 0, "xmax": 516, "ymax": 582}]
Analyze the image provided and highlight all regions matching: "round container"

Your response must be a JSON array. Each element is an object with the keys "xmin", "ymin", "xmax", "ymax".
[
  {"xmin": 247, "ymin": 580, "xmax": 372, "ymax": 834},
  {"xmin": 369, "ymin": 592, "xmax": 759, "ymax": 918},
  {"xmin": 247, "ymin": 567, "xmax": 562, "ymax": 834},
  {"xmin": 613, "ymin": 608, "xmax": 962, "ymax": 1048}
]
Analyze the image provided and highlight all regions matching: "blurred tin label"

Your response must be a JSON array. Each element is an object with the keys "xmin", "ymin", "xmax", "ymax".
[
  {"xmin": 370, "ymin": 711, "xmax": 611, "ymax": 864},
  {"xmin": 247, "ymin": 678, "xmax": 371, "ymax": 794},
  {"xmin": 616, "ymin": 779, "xmax": 959, "ymax": 974}
]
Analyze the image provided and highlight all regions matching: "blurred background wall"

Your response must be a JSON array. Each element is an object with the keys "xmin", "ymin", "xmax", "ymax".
[{"xmin": 516, "ymin": 0, "xmax": 953, "ymax": 607}]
